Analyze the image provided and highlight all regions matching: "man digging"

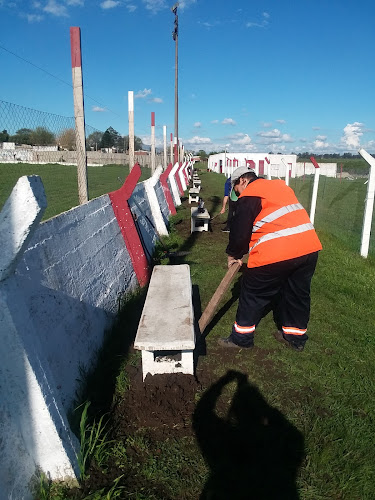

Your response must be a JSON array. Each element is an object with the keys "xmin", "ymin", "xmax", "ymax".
[{"xmin": 219, "ymin": 166, "xmax": 322, "ymax": 352}]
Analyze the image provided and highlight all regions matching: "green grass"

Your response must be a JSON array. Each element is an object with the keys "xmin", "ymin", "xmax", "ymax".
[
  {"xmin": 32, "ymin": 163, "xmax": 375, "ymax": 499},
  {"xmin": 0, "ymin": 163, "xmax": 151, "ymax": 220}
]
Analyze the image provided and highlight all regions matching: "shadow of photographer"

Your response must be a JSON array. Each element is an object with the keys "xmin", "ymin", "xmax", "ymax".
[{"xmin": 193, "ymin": 370, "xmax": 305, "ymax": 500}]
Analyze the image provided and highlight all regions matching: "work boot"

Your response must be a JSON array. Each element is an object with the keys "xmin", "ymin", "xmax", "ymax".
[
  {"xmin": 217, "ymin": 337, "xmax": 253, "ymax": 349},
  {"xmin": 273, "ymin": 330, "xmax": 304, "ymax": 352}
]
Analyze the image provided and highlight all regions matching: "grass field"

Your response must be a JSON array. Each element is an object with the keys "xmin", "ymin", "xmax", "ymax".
[
  {"xmin": 33, "ymin": 163, "xmax": 375, "ymax": 499},
  {"xmin": 0, "ymin": 163, "xmax": 151, "ymax": 220}
]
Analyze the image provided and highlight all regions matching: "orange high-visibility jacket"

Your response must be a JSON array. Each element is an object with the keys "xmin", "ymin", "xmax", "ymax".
[{"xmin": 239, "ymin": 179, "xmax": 322, "ymax": 268}]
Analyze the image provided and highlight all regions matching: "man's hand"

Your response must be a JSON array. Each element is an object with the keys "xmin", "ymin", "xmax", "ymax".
[
  {"xmin": 227, "ymin": 255, "xmax": 243, "ymax": 269},
  {"xmin": 220, "ymin": 207, "xmax": 226, "ymax": 214}
]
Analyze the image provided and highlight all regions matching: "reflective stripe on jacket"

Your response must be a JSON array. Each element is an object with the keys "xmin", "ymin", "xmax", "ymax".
[{"xmin": 239, "ymin": 179, "xmax": 322, "ymax": 268}]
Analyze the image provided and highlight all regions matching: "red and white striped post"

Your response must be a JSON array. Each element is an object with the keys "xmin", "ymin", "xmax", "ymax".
[
  {"xmin": 163, "ymin": 125, "xmax": 167, "ymax": 170},
  {"xmin": 309, "ymin": 156, "xmax": 321, "ymax": 224},
  {"xmin": 170, "ymin": 133, "xmax": 173, "ymax": 165},
  {"xmin": 70, "ymin": 26, "xmax": 88, "ymax": 204},
  {"xmin": 128, "ymin": 91, "xmax": 135, "ymax": 171},
  {"xmin": 151, "ymin": 112, "xmax": 156, "ymax": 174}
]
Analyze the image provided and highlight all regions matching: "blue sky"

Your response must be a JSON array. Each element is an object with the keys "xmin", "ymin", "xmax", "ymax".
[{"xmin": 1, "ymin": 0, "xmax": 374, "ymax": 154}]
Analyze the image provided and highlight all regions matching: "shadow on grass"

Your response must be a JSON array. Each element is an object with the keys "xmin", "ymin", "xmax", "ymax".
[{"xmin": 193, "ymin": 370, "xmax": 305, "ymax": 500}]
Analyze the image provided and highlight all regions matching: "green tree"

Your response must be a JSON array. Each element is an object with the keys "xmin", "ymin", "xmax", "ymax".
[
  {"xmin": 11, "ymin": 128, "xmax": 33, "ymax": 144},
  {"xmin": 0, "ymin": 129, "xmax": 10, "ymax": 142},
  {"xmin": 100, "ymin": 127, "xmax": 121, "ymax": 149},
  {"xmin": 57, "ymin": 128, "xmax": 76, "ymax": 150},
  {"xmin": 87, "ymin": 131, "xmax": 103, "ymax": 150},
  {"xmin": 30, "ymin": 127, "xmax": 56, "ymax": 146},
  {"xmin": 196, "ymin": 149, "xmax": 208, "ymax": 161},
  {"xmin": 121, "ymin": 135, "xmax": 144, "ymax": 152}
]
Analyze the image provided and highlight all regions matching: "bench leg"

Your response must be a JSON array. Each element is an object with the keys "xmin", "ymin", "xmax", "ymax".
[{"xmin": 141, "ymin": 350, "xmax": 194, "ymax": 381}]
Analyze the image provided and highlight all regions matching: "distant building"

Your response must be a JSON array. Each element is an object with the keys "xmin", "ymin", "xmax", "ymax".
[{"xmin": 0, "ymin": 142, "xmax": 15, "ymax": 150}]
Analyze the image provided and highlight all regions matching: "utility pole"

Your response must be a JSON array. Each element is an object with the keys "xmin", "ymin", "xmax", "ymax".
[{"xmin": 171, "ymin": 3, "xmax": 179, "ymax": 165}]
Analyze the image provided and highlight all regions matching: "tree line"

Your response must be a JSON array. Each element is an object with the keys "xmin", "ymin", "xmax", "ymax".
[{"xmin": 0, "ymin": 126, "xmax": 144, "ymax": 152}]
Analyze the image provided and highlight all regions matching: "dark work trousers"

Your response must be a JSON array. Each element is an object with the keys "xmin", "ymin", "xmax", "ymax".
[
  {"xmin": 231, "ymin": 252, "xmax": 319, "ymax": 348},
  {"xmin": 224, "ymin": 198, "xmax": 236, "ymax": 230}
]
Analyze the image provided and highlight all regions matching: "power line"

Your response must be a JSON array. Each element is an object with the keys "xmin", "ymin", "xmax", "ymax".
[{"xmin": 0, "ymin": 43, "xmax": 122, "ymax": 118}]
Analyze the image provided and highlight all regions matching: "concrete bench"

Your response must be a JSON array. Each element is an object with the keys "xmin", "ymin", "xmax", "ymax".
[
  {"xmin": 134, "ymin": 265, "xmax": 195, "ymax": 381},
  {"xmin": 191, "ymin": 207, "xmax": 210, "ymax": 233},
  {"xmin": 189, "ymin": 188, "xmax": 200, "ymax": 204},
  {"xmin": 193, "ymin": 179, "xmax": 201, "ymax": 189}
]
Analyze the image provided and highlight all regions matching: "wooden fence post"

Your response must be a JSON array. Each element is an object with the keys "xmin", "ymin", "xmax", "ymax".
[{"xmin": 70, "ymin": 26, "xmax": 88, "ymax": 204}]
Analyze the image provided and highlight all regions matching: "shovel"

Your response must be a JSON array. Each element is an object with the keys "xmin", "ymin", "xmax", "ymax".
[{"xmin": 198, "ymin": 261, "xmax": 242, "ymax": 334}]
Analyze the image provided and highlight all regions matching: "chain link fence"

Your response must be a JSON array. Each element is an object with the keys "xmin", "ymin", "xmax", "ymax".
[
  {"xmin": 0, "ymin": 100, "xmax": 164, "ymax": 218},
  {"xmin": 289, "ymin": 169, "xmax": 375, "ymax": 257}
]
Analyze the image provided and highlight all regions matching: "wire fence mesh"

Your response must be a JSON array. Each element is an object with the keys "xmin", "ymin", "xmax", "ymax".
[
  {"xmin": 0, "ymin": 100, "xmax": 163, "ymax": 218},
  {"xmin": 289, "ymin": 172, "xmax": 375, "ymax": 257}
]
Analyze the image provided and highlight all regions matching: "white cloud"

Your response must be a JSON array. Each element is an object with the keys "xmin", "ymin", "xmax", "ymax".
[
  {"xmin": 246, "ymin": 12, "xmax": 270, "ymax": 29},
  {"xmin": 185, "ymin": 136, "xmax": 211, "ymax": 145},
  {"xmin": 231, "ymin": 134, "xmax": 251, "ymax": 145},
  {"xmin": 142, "ymin": 0, "xmax": 166, "ymax": 13},
  {"xmin": 314, "ymin": 139, "xmax": 329, "ymax": 149},
  {"xmin": 26, "ymin": 13, "xmax": 43, "ymax": 21},
  {"xmin": 135, "ymin": 88, "xmax": 152, "ymax": 99},
  {"xmin": 179, "ymin": 0, "xmax": 197, "ymax": 9},
  {"xmin": 341, "ymin": 122, "xmax": 363, "ymax": 149},
  {"xmin": 276, "ymin": 119, "xmax": 286, "ymax": 124},
  {"xmin": 211, "ymin": 119, "xmax": 219, "ymax": 124},
  {"xmin": 316, "ymin": 135, "xmax": 327, "ymax": 141},
  {"xmin": 312, "ymin": 126, "xmax": 320, "ymax": 130},
  {"xmin": 66, "ymin": 0, "xmax": 84, "ymax": 5},
  {"xmin": 43, "ymin": 0, "xmax": 68, "ymax": 16},
  {"xmin": 194, "ymin": 122, "xmax": 201, "ymax": 128},
  {"xmin": 257, "ymin": 129, "xmax": 294, "ymax": 144},
  {"xmin": 139, "ymin": 134, "xmax": 164, "ymax": 148},
  {"xmin": 100, "ymin": 0, "xmax": 120, "ymax": 9},
  {"xmin": 262, "ymin": 122, "xmax": 272, "ymax": 128},
  {"xmin": 150, "ymin": 97, "xmax": 163, "ymax": 103},
  {"xmin": 222, "ymin": 118, "xmax": 236, "ymax": 126},
  {"xmin": 92, "ymin": 106, "xmax": 106, "ymax": 112},
  {"xmin": 127, "ymin": 4, "xmax": 136, "ymax": 11}
]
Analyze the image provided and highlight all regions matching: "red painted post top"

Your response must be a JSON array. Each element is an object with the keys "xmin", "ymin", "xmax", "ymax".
[
  {"xmin": 151, "ymin": 112, "xmax": 155, "ymax": 127},
  {"xmin": 265, "ymin": 157, "xmax": 270, "ymax": 164},
  {"xmin": 310, "ymin": 156, "xmax": 320, "ymax": 169},
  {"xmin": 170, "ymin": 133, "xmax": 173, "ymax": 141},
  {"xmin": 70, "ymin": 27, "xmax": 82, "ymax": 68}
]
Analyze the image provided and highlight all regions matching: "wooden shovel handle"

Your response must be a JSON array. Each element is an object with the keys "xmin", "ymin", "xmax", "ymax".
[{"xmin": 198, "ymin": 261, "xmax": 242, "ymax": 333}]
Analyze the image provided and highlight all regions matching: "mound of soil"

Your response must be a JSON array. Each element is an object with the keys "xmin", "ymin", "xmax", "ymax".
[{"xmin": 113, "ymin": 363, "xmax": 209, "ymax": 440}]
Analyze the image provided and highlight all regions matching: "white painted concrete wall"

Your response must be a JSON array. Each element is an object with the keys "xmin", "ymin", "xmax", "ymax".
[
  {"xmin": 208, "ymin": 153, "xmax": 337, "ymax": 179},
  {"xmin": 129, "ymin": 183, "xmax": 160, "ymax": 260},
  {"xmin": 0, "ymin": 164, "xmax": 180, "ymax": 498},
  {"xmin": 15, "ymin": 194, "xmax": 138, "ymax": 411},
  {"xmin": 168, "ymin": 162, "xmax": 182, "ymax": 206},
  {"xmin": 143, "ymin": 167, "xmax": 168, "ymax": 236},
  {"xmin": 0, "ymin": 177, "xmax": 80, "ymax": 500},
  {"xmin": 295, "ymin": 162, "xmax": 337, "ymax": 177}
]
